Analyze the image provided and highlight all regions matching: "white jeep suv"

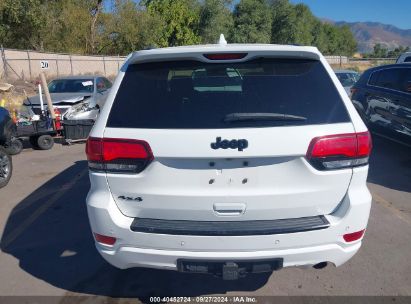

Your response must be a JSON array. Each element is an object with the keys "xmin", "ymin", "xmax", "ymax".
[{"xmin": 86, "ymin": 42, "xmax": 372, "ymax": 280}]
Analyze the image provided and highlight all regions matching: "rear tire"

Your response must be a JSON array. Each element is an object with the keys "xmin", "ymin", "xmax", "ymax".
[
  {"xmin": 4, "ymin": 138, "xmax": 23, "ymax": 155},
  {"xmin": 36, "ymin": 135, "xmax": 54, "ymax": 150},
  {"xmin": 29, "ymin": 136, "xmax": 40, "ymax": 149},
  {"xmin": 0, "ymin": 146, "xmax": 12, "ymax": 188}
]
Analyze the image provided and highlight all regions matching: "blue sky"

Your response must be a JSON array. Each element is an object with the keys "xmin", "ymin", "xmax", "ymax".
[{"xmin": 290, "ymin": 0, "xmax": 411, "ymax": 29}]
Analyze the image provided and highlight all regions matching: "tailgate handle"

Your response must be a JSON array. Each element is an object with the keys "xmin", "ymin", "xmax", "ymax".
[{"xmin": 213, "ymin": 203, "xmax": 246, "ymax": 216}]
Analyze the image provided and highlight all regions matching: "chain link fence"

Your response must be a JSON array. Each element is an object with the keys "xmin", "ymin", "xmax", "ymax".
[
  {"xmin": 0, "ymin": 46, "xmax": 126, "ymax": 81},
  {"xmin": 0, "ymin": 47, "xmax": 398, "ymax": 81}
]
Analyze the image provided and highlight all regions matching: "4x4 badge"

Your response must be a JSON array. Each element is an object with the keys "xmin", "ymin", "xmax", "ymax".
[
  {"xmin": 118, "ymin": 195, "xmax": 142, "ymax": 202},
  {"xmin": 211, "ymin": 137, "xmax": 248, "ymax": 151}
]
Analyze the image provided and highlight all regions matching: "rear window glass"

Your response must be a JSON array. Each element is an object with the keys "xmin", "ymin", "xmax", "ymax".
[
  {"xmin": 336, "ymin": 72, "xmax": 359, "ymax": 87},
  {"xmin": 107, "ymin": 59, "xmax": 350, "ymax": 129},
  {"xmin": 400, "ymin": 68, "xmax": 411, "ymax": 93},
  {"xmin": 369, "ymin": 68, "xmax": 402, "ymax": 90},
  {"xmin": 48, "ymin": 79, "xmax": 94, "ymax": 93},
  {"xmin": 404, "ymin": 57, "xmax": 411, "ymax": 63}
]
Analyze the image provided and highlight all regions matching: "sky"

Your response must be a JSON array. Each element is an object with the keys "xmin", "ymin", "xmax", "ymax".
[{"xmin": 290, "ymin": 0, "xmax": 411, "ymax": 30}]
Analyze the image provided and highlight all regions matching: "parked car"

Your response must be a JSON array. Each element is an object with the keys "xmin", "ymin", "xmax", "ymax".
[
  {"xmin": 335, "ymin": 70, "xmax": 360, "ymax": 95},
  {"xmin": 351, "ymin": 64, "xmax": 411, "ymax": 146},
  {"xmin": 0, "ymin": 107, "xmax": 14, "ymax": 188},
  {"xmin": 86, "ymin": 39, "xmax": 372, "ymax": 280},
  {"xmin": 25, "ymin": 75, "xmax": 112, "ymax": 120},
  {"xmin": 396, "ymin": 52, "xmax": 411, "ymax": 64}
]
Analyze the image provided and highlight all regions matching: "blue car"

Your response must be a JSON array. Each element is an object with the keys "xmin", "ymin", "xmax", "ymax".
[{"xmin": 351, "ymin": 64, "xmax": 411, "ymax": 146}]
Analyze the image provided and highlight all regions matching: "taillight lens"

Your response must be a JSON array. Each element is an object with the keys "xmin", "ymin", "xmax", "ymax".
[
  {"xmin": 350, "ymin": 87, "xmax": 357, "ymax": 98},
  {"xmin": 306, "ymin": 132, "xmax": 372, "ymax": 170},
  {"xmin": 86, "ymin": 137, "xmax": 153, "ymax": 173},
  {"xmin": 343, "ymin": 229, "xmax": 365, "ymax": 242},
  {"xmin": 203, "ymin": 53, "xmax": 248, "ymax": 60},
  {"xmin": 94, "ymin": 233, "xmax": 116, "ymax": 246}
]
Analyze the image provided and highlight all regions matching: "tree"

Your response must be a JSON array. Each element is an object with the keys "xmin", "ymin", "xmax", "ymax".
[
  {"xmin": 370, "ymin": 43, "xmax": 388, "ymax": 58},
  {"xmin": 89, "ymin": 0, "xmax": 104, "ymax": 54},
  {"xmin": 199, "ymin": 0, "xmax": 233, "ymax": 44},
  {"xmin": 336, "ymin": 25, "xmax": 357, "ymax": 56},
  {"xmin": 270, "ymin": 0, "xmax": 358, "ymax": 56},
  {"xmin": 270, "ymin": 0, "xmax": 297, "ymax": 44},
  {"xmin": 0, "ymin": 0, "xmax": 48, "ymax": 50},
  {"xmin": 144, "ymin": 0, "xmax": 201, "ymax": 47},
  {"xmin": 0, "ymin": 0, "xmax": 360, "ymax": 56},
  {"xmin": 103, "ymin": 0, "xmax": 163, "ymax": 54},
  {"xmin": 293, "ymin": 3, "xmax": 315, "ymax": 45},
  {"xmin": 321, "ymin": 23, "xmax": 340, "ymax": 54},
  {"xmin": 311, "ymin": 20, "xmax": 328, "ymax": 52},
  {"xmin": 231, "ymin": 0, "xmax": 272, "ymax": 43},
  {"xmin": 387, "ymin": 46, "xmax": 409, "ymax": 58}
]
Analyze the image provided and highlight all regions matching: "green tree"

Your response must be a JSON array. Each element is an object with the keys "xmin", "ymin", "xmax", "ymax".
[
  {"xmin": 270, "ymin": 0, "xmax": 297, "ymax": 44},
  {"xmin": 103, "ymin": 0, "xmax": 163, "ymax": 54},
  {"xmin": 270, "ymin": 1, "xmax": 357, "ymax": 56},
  {"xmin": 0, "ymin": 0, "xmax": 360, "ymax": 56},
  {"xmin": 0, "ymin": 0, "xmax": 48, "ymax": 50},
  {"xmin": 311, "ymin": 20, "xmax": 328, "ymax": 52},
  {"xmin": 336, "ymin": 25, "xmax": 357, "ymax": 56},
  {"xmin": 47, "ymin": 0, "xmax": 93, "ymax": 54},
  {"xmin": 321, "ymin": 23, "xmax": 340, "ymax": 54},
  {"xmin": 370, "ymin": 43, "xmax": 388, "ymax": 58},
  {"xmin": 144, "ymin": 0, "xmax": 201, "ymax": 47},
  {"xmin": 293, "ymin": 3, "xmax": 315, "ymax": 45},
  {"xmin": 231, "ymin": 0, "xmax": 272, "ymax": 43},
  {"xmin": 199, "ymin": 0, "xmax": 233, "ymax": 44},
  {"xmin": 387, "ymin": 46, "xmax": 409, "ymax": 58}
]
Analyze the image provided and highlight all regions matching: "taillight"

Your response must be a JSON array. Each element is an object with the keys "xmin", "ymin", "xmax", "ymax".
[
  {"xmin": 86, "ymin": 137, "xmax": 153, "ymax": 173},
  {"xmin": 350, "ymin": 87, "xmax": 357, "ymax": 98},
  {"xmin": 306, "ymin": 132, "xmax": 372, "ymax": 170},
  {"xmin": 203, "ymin": 53, "xmax": 247, "ymax": 60},
  {"xmin": 343, "ymin": 229, "xmax": 365, "ymax": 242},
  {"xmin": 94, "ymin": 233, "xmax": 116, "ymax": 246}
]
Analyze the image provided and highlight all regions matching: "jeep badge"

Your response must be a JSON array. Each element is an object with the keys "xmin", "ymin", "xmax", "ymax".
[{"xmin": 211, "ymin": 137, "xmax": 248, "ymax": 151}]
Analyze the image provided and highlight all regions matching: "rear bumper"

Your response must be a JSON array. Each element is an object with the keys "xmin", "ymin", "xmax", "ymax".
[
  {"xmin": 86, "ymin": 166, "xmax": 372, "ymax": 270},
  {"xmin": 97, "ymin": 241, "xmax": 361, "ymax": 270}
]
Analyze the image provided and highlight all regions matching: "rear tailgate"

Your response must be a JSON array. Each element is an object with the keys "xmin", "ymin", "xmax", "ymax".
[
  {"xmin": 104, "ymin": 124, "xmax": 354, "ymax": 220},
  {"xmin": 101, "ymin": 55, "xmax": 354, "ymax": 221}
]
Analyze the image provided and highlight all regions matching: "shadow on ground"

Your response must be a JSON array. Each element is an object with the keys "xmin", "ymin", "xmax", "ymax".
[
  {"xmin": 367, "ymin": 135, "xmax": 411, "ymax": 193},
  {"xmin": 0, "ymin": 160, "xmax": 269, "ymax": 298}
]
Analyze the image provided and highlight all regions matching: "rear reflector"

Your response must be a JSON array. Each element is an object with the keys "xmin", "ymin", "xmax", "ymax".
[
  {"xmin": 343, "ymin": 229, "xmax": 365, "ymax": 242},
  {"xmin": 350, "ymin": 87, "xmax": 358, "ymax": 98},
  {"xmin": 94, "ymin": 233, "xmax": 116, "ymax": 245},
  {"xmin": 306, "ymin": 132, "xmax": 372, "ymax": 170},
  {"xmin": 86, "ymin": 137, "xmax": 153, "ymax": 173},
  {"xmin": 203, "ymin": 53, "xmax": 247, "ymax": 60}
]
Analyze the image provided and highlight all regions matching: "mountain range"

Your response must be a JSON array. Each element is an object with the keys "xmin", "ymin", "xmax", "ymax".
[{"xmin": 334, "ymin": 21, "xmax": 411, "ymax": 53}]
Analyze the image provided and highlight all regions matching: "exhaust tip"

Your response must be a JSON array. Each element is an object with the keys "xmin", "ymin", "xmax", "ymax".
[{"xmin": 313, "ymin": 262, "xmax": 328, "ymax": 269}]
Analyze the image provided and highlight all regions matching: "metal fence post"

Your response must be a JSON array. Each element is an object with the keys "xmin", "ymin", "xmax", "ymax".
[
  {"xmin": 27, "ymin": 50, "xmax": 32, "ymax": 80},
  {"xmin": 1, "ymin": 45, "xmax": 8, "ymax": 81},
  {"xmin": 103, "ymin": 56, "xmax": 106, "ymax": 76},
  {"xmin": 117, "ymin": 54, "xmax": 120, "ymax": 72},
  {"xmin": 56, "ymin": 55, "xmax": 59, "ymax": 77},
  {"xmin": 69, "ymin": 55, "xmax": 73, "ymax": 75}
]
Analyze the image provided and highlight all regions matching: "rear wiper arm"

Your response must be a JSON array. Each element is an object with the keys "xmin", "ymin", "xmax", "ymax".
[{"xmin": 223, "ymin": 112, "xmax": 307, "ymax": 123}]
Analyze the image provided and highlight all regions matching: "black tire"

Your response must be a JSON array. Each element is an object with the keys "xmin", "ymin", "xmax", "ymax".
[
  {"xmin": 0, "ymin": 147, "xmax": 12, "ymax": 188},
  {"xmin": 29, "ymin": 136, "xmax": 40, "ymax": 149},
  {"xmin": 36, "ymin": 135, "xmax": 54, "ymax": 150},
  {"xmin": 4, "ymin": 138, "xmax": 23, "ymax": 155}
]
